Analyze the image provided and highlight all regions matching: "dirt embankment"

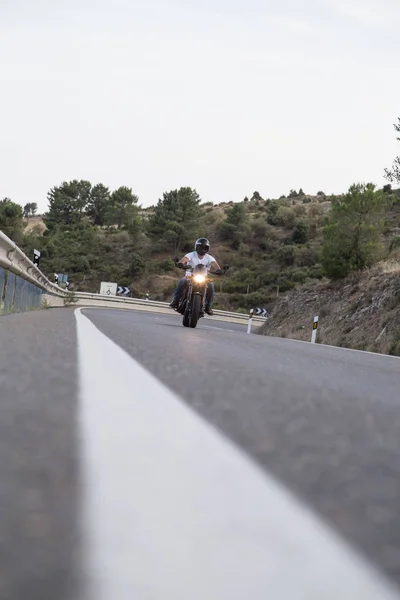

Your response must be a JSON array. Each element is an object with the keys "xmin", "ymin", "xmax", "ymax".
[
  {"xmin": 258, "ymin": 260, "xmax": 400, "ymax": 357},
  {"xmin": 23, "ymin": 216, "xmax": 47, "ymax": 234}
]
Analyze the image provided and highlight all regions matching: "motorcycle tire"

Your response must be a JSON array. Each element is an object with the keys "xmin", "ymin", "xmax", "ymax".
[
  {"xmin": 189, "ymin": 294, "xmax": 202, "ymax": 328},
  {"xmin": 182, "ymin": 300, "xmax": 190, "ymax": 327}
]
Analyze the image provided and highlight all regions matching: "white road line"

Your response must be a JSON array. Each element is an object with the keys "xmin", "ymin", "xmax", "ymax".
[
  {"xmin": 267, "ymin": 333, "xmax": 400, "ymax": 360},
  {"xmin": 75, "ymin": 308, "xmax": 400, "ymax": 600}
]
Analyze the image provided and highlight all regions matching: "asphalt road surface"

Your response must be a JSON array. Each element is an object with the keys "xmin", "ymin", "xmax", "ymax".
[{"xmin": 1, "ymin": 307, "xmax": 400, "ymax": 599}]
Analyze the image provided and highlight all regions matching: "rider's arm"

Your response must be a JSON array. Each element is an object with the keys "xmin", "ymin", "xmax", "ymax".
[
  {"xmin": 177, "ymin": 256, "xmax": 190, "ymax": 268},
  {"xmin": 210, "ymin": 259, "xmax": 221, "ymax": 272}
]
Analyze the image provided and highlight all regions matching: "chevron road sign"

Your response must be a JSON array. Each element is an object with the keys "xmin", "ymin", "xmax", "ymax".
[
  {"xmin": 255, "ymin": 307, "xmax": 268, "ymax": 318},
  {"xmin": 117, "ymin": 285, "xmax": 131, "ymax": 297}
]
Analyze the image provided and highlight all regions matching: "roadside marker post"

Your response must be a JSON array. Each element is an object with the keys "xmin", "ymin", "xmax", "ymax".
[
  {"xmin": 247, "ymin": 309, "xmax": 254, "ymax": 334},
  {"xmin": 33, "ymin": 249, "xmax": 41, "ymax": 267},
  {"xmin": 311, "ymin": 316, "xmax": 319, "ymax": 343}
]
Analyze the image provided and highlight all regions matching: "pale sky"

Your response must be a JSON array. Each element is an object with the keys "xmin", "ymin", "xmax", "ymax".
[{"xmin": 1, "ymin": 0, "xmax": 399, "ymax": 212}]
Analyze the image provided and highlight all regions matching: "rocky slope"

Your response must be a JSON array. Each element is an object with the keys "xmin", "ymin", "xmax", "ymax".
[{"xmin": 258, "ymin": 257, "xmax": 400, "ymax": 356}]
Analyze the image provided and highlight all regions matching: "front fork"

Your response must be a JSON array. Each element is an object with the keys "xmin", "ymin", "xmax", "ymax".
[{"xmin": 181, "ymin": 282, "xmax": 207, "ymax": 313}]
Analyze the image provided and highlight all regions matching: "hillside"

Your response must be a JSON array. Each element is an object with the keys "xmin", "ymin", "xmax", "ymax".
[
  {"xmin": 258, "ymin": 258, "xmax": 400, "ymax": 356},
  {"xmin": 20, "ymin": 191, "xmax": 336, "ymax": 310}
]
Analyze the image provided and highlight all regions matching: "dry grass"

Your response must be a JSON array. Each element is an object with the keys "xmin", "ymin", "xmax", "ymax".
[{"xmin": 378, "ymin": 257, "xmax": 400, "ymax": 274}]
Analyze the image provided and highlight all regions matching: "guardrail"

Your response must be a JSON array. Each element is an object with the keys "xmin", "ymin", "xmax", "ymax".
[
  {"xmin": 73, "ymin": 292, "xmax": 266, "ymax": 323},
  {"xmin": 0, "ymin": 231, "xmax": 67, "ymax": 297}
]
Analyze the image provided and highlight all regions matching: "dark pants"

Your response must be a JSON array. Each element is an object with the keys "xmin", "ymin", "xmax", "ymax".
[{"xmin": 173, "ymin": 277, "xmax": 214, "ymax": 308}]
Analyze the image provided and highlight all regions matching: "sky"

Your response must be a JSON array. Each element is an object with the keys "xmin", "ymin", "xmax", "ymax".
[{"xmin": 1, "ymin": 0, "xmax": 399, "ymax": 212}]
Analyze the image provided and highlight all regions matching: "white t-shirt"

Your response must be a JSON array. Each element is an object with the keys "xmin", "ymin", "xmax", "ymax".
[{"xmin": 184, "ymin": 251, "xmax": 216, "ymax": 272}]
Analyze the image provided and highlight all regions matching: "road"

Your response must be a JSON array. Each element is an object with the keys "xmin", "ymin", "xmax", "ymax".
[{"xmin": 1, "ymin": 307, "xmax": 400, "ymax": 599}]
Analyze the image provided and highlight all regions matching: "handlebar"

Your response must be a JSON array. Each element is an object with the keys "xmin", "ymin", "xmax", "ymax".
[{"xmin": 176, "ymin": 263, "xmax": 228, "ymax": 276}]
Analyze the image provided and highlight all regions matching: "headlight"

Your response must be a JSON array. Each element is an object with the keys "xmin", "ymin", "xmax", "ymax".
[{"xmin": 194, "ymin": 274, "xmax": 206, "ymax": 283}]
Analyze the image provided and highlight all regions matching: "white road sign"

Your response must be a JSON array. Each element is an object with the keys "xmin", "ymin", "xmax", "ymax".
[{"xmin": 100, "ymin": 282, "xmax": 118, "ymax": 296}]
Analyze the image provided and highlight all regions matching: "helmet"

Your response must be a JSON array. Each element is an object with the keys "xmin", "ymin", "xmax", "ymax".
[{"xmin": 195, "ymin": 237, "xmax": 210, "ymax": 256}]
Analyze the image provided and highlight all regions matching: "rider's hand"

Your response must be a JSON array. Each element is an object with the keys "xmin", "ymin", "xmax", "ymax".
[{"xmin": 177, "ymin": 262, "xmax": 186, "ymax": 269}]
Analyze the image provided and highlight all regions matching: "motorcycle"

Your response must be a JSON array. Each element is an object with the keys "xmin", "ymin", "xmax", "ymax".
[{"xmin": 173, "ymin": 261, "xmax": 228, "ymax": 329}]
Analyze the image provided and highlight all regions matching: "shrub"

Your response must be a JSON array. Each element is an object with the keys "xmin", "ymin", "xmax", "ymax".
[
  {"xmin": 276, "ymin": 278, "xmax": 296, "ymax": 292},
  {"xmin": 242, "ymin": 291, "xmax": 272, "ymax": 310},
  {"xmin": 274, "ymin": 206, "xmax": 296, "ymax": 228},
  {"xmin": 291, "ymin": 221, "xmax": 309, "ymax": 244},
  {"xmin": 295, "ymin": 246, "xmax": 319, "ymax": 267},
  {"xmin": 291, "ymin": 269, "xmax": 307, "ymax": 283},
  {"xmin": 129, "ymin": 252, "xmax": 145, "ymax": 275},
  {"xmin": 389, "ymin": 236, "xmax": 400, "ymax": 252},
  {"xmin": 276, "ymin": 245, "xmax": 295, "ymax": 266},
  {"xmin": 158, "ymin": 258, "xmax": 175, "ymax": 272},
  {"xmin": 293, "ymin": 204, "xmax": 307, "ymax": 217}
]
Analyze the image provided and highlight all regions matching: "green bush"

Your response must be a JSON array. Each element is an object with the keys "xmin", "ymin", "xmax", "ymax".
[
  {"xmin": 242, "ymin": 291, "xmax": 272, "ymax": 310},
  {"xmin": 294, "ymin": 245, "xmax": 319, "ymax": 267},
  {"xmin": 276, "ymin": 278, "xmax": 296, "ymax": 292},
  {"xmin": 158, "ymin": 258, "xmax": 175, "ymax": 272},
  {"xmin": 291, "ymin": 269, "xmax": 307, "ymax": 283},
  {"xmin": 276, "ymin": 245, "xmax": 295, "ymax": 267},
  {"xmin": 129, "ymin": 252, "xmax": 145, "ymax": 275},
  {"xmin": 307, "ymin": 264, "xmax": 324, "ymax": 279},
  {"xmin": 291, "ymin": 221, "xmax": 309, "ymax": 244},
  {"xmin": 293, "ymin": 204, "xmax": 307, "ymax": 217},
  {"xmin": 273, "ymin": 206, "xmax": 296, "ymax": 228}
]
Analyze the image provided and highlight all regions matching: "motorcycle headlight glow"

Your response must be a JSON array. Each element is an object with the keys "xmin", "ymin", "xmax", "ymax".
[{"xmin": 194, "ymin": 274, "xmax": 206, "ymax": 283}]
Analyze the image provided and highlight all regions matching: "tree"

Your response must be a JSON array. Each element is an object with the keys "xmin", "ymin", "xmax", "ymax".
[
  {"xmin": 109, "ymin": 186, "xmax": 139, "ymax": 229},
  {"xmin": 219, "ymin": 202, "xmax": 250, "ymax": 249},
  {"xmin": 288, "ymin": 189, "xmax": 298, "ymax": 198},
  {"xmin": 0, "ymin": 198, "xmax": 24, "ymax": 242},
  {"xmin": 251, "ymin": 191, "xmax": 263, "ymax": 201},
  {"xmin": 45, "ymin": 180, "xmax": 92, "ymax": 227},
  {"xmin": 23, "ymin": 202, "xmax": 38, "ymax": 218},
  {"xmin": 298, "ymin": 188, "xmax": 305, "ymax": 197},
  {"xmin": 87, "ymin": 184, "xmax": 111, "ymax": 226},
  {"xmin": 385, "ymin": 118, "xmax": 400, "ymax": 184},
  {"xmin": 291, "ymin": 221, "xmax": 309, "ymax": 244},
  {"xmin": 322, "ymin": 183, "xmax": 386, "ymax": 279},
  {"xmin": 148, "ymin": 187, "xmax": 202, "ymax": 253}
]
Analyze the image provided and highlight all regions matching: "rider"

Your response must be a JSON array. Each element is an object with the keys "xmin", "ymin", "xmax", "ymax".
[{"xmin": 169, "ymin": 238, "xmax": 223, "ymax": 316}]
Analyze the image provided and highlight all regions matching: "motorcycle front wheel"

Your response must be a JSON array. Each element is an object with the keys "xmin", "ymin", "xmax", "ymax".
[
  {"xmin": 189, "ymin": 294, "xmax": 202, "ymax": 328},
  {"xmin": 182, "ymin": 300, "xmax": 190, "ymax": 327}
]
